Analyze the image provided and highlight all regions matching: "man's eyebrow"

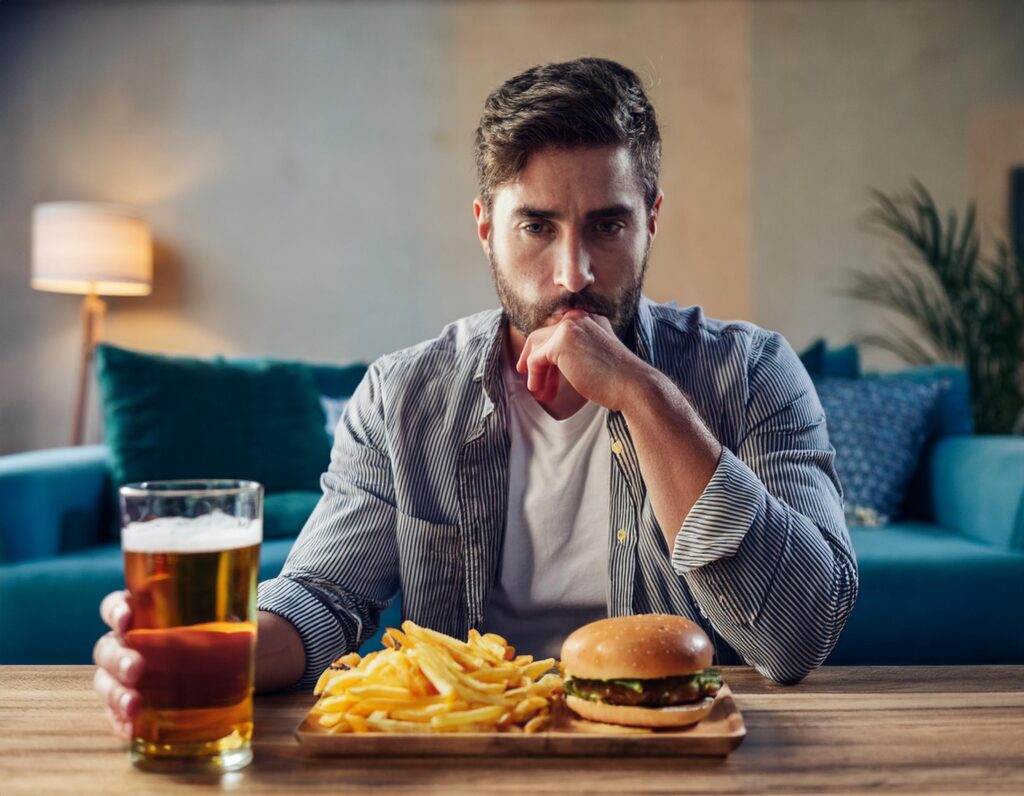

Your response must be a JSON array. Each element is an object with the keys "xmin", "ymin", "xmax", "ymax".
[
  {"xmin": 512, "ymin": 205, "xmax": 562, "ymax": 220},
  {"xmin": 584, "ymin": 204, "xmax": 636, "ymax": 221},
  {"xmin": 511, "ymin": 204, "xmax": 637, "ymax": 221}
]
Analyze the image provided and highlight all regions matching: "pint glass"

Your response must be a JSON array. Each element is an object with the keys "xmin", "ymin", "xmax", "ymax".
[{"xmin": 119, "ymin": 479, "xmax": 262, "ymax": 772}]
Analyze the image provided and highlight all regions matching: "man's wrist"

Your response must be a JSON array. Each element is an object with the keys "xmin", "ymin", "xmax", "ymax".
[
  {"xmin": 617, "ymin": 360, "xmax": 676, "ymax": 419},
  {"xmin": 255, "ymin": 609, "xmax": 306, "ymax": 694}
]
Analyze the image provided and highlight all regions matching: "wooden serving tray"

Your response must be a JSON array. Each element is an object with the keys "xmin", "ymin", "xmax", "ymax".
[{"xmin": 294, "ymin": 685, "xmax": 746, "ymax": 757}]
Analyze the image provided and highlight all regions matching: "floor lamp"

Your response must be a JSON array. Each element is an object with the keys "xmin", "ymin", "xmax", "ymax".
[{"xmin": 31, "ymin": 202, "xmax": 153, "ymax": 446}]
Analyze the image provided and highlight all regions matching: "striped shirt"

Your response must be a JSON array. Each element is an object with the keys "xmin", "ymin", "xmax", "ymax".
[{"xmin": 258, "ymin": 297, "xmax": 859, "ymax": 688}]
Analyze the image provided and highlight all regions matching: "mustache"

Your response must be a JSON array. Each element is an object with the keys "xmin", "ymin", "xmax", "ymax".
[{"xmin": 539, "ymin": 291, "xmax": 618, "ymax": 320}]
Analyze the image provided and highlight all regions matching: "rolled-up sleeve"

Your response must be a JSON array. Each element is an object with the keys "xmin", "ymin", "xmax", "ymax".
[
  {"xmin": 258, "ymin": 360, "xmax": 400, "ymax": 690},
  {"xmin": 671, "ymin": 331, "xmax": 859, "ymax": 684}
]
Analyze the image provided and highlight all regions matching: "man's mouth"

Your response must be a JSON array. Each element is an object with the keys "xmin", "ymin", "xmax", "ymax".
[
  {"xmin": 550, "ymin": 308, "xmax": 590, "ymax": 322},
  {"xmin": 549, "ymin": 306, "xmax": 605, "ymax": 324}
]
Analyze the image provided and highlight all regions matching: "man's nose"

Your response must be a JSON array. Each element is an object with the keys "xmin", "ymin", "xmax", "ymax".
[{"xmin": 553, "ymin": 236, "xmax": 594, "ymax": 293}]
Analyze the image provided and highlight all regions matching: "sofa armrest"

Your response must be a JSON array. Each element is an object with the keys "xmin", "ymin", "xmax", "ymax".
[
  {"xmin": 929, "ymin": 435, "xmax": 1024, "ymax": 550},
  {"xmin": 0, "ymin": 445, "xmax": 115, "ymax": 563}
]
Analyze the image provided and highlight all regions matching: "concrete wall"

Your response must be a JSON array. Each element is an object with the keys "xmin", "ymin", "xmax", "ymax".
[{"xmin": 1, "ymin": 0, "xmax": 1021, "ymax": 454}]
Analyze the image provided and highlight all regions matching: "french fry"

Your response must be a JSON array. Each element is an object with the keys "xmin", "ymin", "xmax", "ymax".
[
  {"xmin": 309, "ymin": 620, "xmax": 563, "ymax": 734},
  {"xmin": 347, "ymin": 685, "xmax": 414, "ymax": 699},
  {"xmin": 430, "ymin": 705, "xmax": 503, "ymax": 729},
  {"xmin": 391, "ymin": 701, "xmax": 469, "ymax": 721},
  {"xmin": 524, "ymin": 713, "xmax": 550, "ymax": 733},
  {"xmin": 511, "ymin": 695, "xmax": 548, "ymax": 721}
]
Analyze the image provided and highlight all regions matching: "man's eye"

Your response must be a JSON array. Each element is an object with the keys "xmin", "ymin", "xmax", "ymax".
[
  {"xmin": 522, "ymin": 222, "xmax": 547, "ymax": 235},
  {"xmin": 595, "ymin": 222, "xmax": 624, "ymax": 235}
]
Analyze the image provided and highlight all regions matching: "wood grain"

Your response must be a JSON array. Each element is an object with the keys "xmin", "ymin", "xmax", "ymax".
[{"xmin": 1, "ymin": 666, "xmax": 1022, "ymax": 794}]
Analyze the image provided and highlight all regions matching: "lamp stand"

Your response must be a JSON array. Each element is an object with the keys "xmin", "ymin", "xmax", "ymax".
[{"xmin": 71, "ymin": 291, "xmax": 106, "ymax": 446}]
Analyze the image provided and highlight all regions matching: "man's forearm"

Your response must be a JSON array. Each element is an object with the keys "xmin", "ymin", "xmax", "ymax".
[
  {"xmin": 255, "ymin": 610, "xmax": 306, "ymax": 694},
  {"xmin": 619, "ymin": 366, "xmax": 723, "ymax": 551}
]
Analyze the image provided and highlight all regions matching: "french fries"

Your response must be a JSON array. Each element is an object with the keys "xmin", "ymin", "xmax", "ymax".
[{"xmin": 310, "ymin": 621, "xmax": 562, "ymax": 734}]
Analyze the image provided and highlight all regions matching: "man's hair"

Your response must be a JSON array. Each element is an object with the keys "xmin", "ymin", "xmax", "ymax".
[{"xmin": 474, "ymin": 57, "xmax": 661, "ymax": 213}]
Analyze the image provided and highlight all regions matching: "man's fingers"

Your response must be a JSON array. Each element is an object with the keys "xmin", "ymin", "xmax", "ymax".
[
  {"xmin": 93, "ymin": 632, "xmax": 144, "ymax": 686},
  {"xmin": 538, "ymin": 361, "xmax": 560, "ymax": 402},
  {"xmin": 526, "ymin": 347, "xmax": 554, "ymax": 395},
  {"xmin": 105, "ymin": 705, "xmax": 133, "ymax": 740},
  {"xmin": 516, "ymin": 332, "xmax": 536, "ymax": 374},
  {"xmin": 589, "ymin": 313, "xmax": 615, "ymax": 336},
  {"xmin": 100, "ymin": 590, "xmax": 132, "ymax": 634},
  {"xmin": 94, "ymin": 666, "xmax": 141, "ymax": 724}
]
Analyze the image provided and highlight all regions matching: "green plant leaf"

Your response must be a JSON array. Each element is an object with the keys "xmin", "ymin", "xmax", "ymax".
[{"xmin": 847, "ymin": 181, "xmax": 1024, "ymax": 433}]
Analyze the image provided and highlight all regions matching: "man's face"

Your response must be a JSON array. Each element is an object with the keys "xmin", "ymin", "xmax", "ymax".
[{"xmin": 474, "ymin": 145, "xmax": 661, "ymax": 342}]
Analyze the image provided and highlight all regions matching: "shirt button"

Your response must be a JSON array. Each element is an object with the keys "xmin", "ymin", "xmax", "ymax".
[
  {"xmin": 616, "ymin": 528, "xmax": 627, "ymax": 543},
  {"xmin": 611, "ymin": 440, "xmax": 624, "ymax": 455}
]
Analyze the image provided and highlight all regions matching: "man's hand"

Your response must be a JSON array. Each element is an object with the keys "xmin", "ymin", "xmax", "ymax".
[
  {"xmin": 517, "ymin": 308, "xmax": 723, "ymax": 547},
  {"xmin": 516, "ymin": 309, "xmax": 654, "ymax": 410},
  {"xmin": 93, "ymin": 593, "xmax": 307, "ymax": 741},
  {"xmin": 93, "ymin": 591, "xmax": 143, "ymax": 740}
]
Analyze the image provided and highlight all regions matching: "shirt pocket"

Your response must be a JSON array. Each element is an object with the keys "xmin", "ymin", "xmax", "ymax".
[{"xmin": 394, "ymin": 511, "xmax": 465, "ymax": 634}]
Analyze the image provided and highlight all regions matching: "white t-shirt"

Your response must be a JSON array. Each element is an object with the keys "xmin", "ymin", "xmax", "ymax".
[{"xmin": 481, "ymin": 353, "xmax": 612, "ymax": 658}]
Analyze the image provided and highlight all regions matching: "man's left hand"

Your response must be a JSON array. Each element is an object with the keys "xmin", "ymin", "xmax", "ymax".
[{"xmin": 516, "ymin": 309, "xmax": 653, "ymax": 410}]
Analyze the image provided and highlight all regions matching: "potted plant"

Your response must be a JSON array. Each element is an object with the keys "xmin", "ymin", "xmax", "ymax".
[{"xmin": 845, "ymin": 180, "xmax": 1024, "ymax": 434}]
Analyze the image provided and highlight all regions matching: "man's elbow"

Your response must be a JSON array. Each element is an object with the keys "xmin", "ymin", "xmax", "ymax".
[{"xmin": 749, "ymin": 574, "xmax": 859, "ymax": 686}]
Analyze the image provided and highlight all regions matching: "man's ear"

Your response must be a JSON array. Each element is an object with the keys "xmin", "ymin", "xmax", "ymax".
[
  {"xmin": 648, "ymin": 191, "xmax": 664, "ymax": 239},
  {"xmin": 473, "ymin": 196, "xmax": 491, "ymax": 255}
]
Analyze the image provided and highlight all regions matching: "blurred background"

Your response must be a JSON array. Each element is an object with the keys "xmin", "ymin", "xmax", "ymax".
[{"xmin": 2, "ymin": 0, "xmax": 1023, "ymax": 454}]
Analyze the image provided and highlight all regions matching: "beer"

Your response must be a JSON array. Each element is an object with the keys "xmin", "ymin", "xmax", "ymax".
[{"xmin": 120, "ymin": 482, "xmax": 262, "ymax": 773}]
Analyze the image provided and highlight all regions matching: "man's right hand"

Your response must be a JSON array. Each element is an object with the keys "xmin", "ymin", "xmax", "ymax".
[{"xmin": 92, "ymin": 590, "xmax": 143, "ymax": 740}]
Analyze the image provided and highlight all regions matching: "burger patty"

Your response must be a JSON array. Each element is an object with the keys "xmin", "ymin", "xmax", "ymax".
[{"xmin": 563, "ymin": 670, "xmax": 723, "ymax": 708}]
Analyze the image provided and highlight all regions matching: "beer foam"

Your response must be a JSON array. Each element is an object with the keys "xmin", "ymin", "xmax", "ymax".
[{"xmin": 122, "ymin": 510, "xmax": 262, "ymax": 553}]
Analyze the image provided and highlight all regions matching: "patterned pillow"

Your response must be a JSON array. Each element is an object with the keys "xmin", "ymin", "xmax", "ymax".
[{"xmin": 813, "ymin": 377, "xmax": 943, "ymax": 527}]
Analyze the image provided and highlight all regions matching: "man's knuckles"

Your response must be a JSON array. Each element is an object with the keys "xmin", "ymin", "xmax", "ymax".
[
  {"xmin": 93, "ymin": 632, "xmax": 143, "ymax": 685},
  {"xmin": 100, "ymin": 590, "xmax": 131, "ymax": 633}
]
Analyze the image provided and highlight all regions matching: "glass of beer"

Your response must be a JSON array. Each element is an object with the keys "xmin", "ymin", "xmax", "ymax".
[{"xmin": 119, "ymin": 479, "xmax": 262, "ymax": 773}]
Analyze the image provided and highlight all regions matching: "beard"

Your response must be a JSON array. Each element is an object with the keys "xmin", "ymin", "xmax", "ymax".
[{"xmin": 488, "ymin": 246, "xmax": 649, "ymax": 343}]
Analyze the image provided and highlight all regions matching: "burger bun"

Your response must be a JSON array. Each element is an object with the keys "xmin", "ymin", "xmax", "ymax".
[{"xmin": 564, "ymin": 694, "xmax": 715, "ymax": 728}]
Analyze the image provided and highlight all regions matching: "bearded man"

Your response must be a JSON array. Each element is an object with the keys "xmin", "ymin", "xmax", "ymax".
[{"xmin": 94, "ymin": 58, "xmax": 857, "ymax": 732}]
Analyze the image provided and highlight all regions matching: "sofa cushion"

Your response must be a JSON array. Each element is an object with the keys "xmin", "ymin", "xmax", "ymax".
[
  {"xmin": 263, "ymin": 491, "xmax": 321, "ymax": 540},
  {"xmin": 308, "ymin": 362, "xmax": 367, "ymax": 399},
  {"xmin": 814, "ymin": 376, "xmax": 941, "ymax": 526},
  {"xmin": 827, "ymin": 522, "xmax": 1024, "ymax": 664},
  {"xmin": 0, "ymin": 539, "xmax": 400, "ymax": 664},
  {"xmin": 95, "ymin": 344, "xmax": 330, "ymax": 494},
  {"xmin": 799, "ymin": 339, "xmax": 861, "ymax": 379}
]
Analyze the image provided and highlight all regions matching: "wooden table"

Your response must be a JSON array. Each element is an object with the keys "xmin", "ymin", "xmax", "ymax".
[{"xmin": 1, "ymin": 666, "xmax": 1022, "ymax": 794}]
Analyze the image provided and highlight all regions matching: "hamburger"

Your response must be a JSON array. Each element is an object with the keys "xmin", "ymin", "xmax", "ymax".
[{"xmin": 559, "ymin": 614, "xmax": 723, "ymax": 728}]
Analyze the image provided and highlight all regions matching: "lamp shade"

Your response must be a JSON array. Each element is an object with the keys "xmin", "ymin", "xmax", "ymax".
[{"xmin": 32, "ymin": 202, "xmax": 153, "ymax": 296}]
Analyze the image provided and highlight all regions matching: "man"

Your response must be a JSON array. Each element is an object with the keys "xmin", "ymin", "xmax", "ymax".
[{"xmin": 94, "ymin": 58, "xmax": 857, "ymax": 736}]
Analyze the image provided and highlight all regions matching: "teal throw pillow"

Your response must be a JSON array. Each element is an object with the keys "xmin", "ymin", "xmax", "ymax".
[
  {"xmin": 308, "ymin": 362, "xmax": 367, "ymax": 399},
  {"xmin": 95, "ymin": 344, "xmax": 331, "ymax": 494},
  {"xmin": 799, "ymin": 339, "xmax": 861, "ymax": 379}
]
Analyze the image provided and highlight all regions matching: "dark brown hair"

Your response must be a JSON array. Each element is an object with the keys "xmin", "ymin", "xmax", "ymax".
[{"xmin": 474, "ymin": 57, "xmax": 661, "ymax": 213}]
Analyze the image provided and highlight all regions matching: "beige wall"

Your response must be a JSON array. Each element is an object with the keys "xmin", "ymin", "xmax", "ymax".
[
  {"xmin": 750, "ymin": 0, "xmax": 1024, "ymax": 368},
  {"xmin": 2, "ymin": 0, "xmax": 1022, "ymax": 455}
]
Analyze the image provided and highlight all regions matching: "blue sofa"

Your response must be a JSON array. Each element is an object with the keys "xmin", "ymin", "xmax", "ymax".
[{"xmin": 2, "ymin": 352, "xmax": 1023, "ymax": 667}]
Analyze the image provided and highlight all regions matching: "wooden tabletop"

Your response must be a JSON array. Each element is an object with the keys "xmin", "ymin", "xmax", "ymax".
[{"xmin": 1, "ymin": 665, "xmax": 1022, "ymax": 794}]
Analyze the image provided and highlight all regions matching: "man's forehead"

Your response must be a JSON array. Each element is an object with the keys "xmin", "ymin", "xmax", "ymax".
[{"xmin": 491, "ymin": 144, "xmax": 645, "ymax": 217}]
